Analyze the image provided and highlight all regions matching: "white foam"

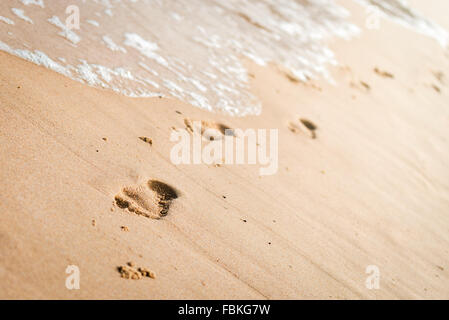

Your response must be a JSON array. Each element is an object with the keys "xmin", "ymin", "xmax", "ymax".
[
  {"xmin": 0, "ymin": 41, "xmax": 70, "ymax": 76},
  {"xmin": 0, "ymin": 16, "xmax": 15, "ymax": 25},
  {"xmin": 20, "ymin": 0, "xmax": 45, "ymax": 8},
  {"xmin": 48, "ymin": 16, "xmax": 81, "ymax": 45},
  {"xmin": 356, "ymin": 0, "xmax": 449, "ymax": 47},
  {"xmin": 105, "ymin": 9, "xmax": 113, "ymax": 17},
  {"xmin": 124, "ymin": 33, "xmax": 168, "ymax": 67},
  {"xmin": 102, "ymin": 35, "xmax": 127, "ymax": 53},
  {"xmin": 87, "ymin": 20, "xmax": 100, "ymax": 27},
  {"xmin": 11, "ymin": 8, "xmax": 33, "ymax": 24}
]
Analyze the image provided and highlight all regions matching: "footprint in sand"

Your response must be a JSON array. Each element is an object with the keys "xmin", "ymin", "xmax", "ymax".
[
  {"xmin": 184, "ymin": 118, "xmax": 234, "ymax": 141},
  {"xmin": 139, "ymin": 136, "xmax": 153, "ymax": 146},
  {"xmin": 374, "ymin": 67, "xmax": 394, "ymax": 79},
  {"xmin": 431, "ymin": 71, "xmax": 445, "ymax": 93},
  {"xmin": 283, "ymin": 71, "xmax": 322, "ymax": 91},
  {"xmin": 433, "ymin": 71, "xmax": 444, "ymax": 84},
  {"xmin": 289, "ymin": 118, "xmax": 318, "ymax": 139},
  {"xmin": 114, "ymin": 180, "xmax": 179, "ymax": 219},
  {"xmin": 350, "ymin": 80, "xmax": 371, "ymax": 93}
]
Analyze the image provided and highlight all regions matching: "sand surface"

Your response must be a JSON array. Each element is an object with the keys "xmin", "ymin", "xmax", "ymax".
[{"xmin": 0, "ymin": 0, "xmax": 448, "ymax": 299}]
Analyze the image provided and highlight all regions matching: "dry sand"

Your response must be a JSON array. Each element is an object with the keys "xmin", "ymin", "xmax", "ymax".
[{"xmin": 0, "ymin": 0, "xmax": 448, "ymax": 299}]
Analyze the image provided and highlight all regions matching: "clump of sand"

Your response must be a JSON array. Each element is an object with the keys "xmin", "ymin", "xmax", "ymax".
[{"xmin": 118, "ymin": 262, "xmax": 156, "ymax": 280}]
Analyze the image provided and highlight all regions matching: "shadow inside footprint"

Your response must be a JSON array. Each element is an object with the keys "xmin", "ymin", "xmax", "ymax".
[
  {"xmin": 148, "ymin": 180, "xmax": 179, "ymax": 216},
  {"xmin": 115, "ymin": 180, "xmax": 179, "ymax": 219},
  {"xmin": 300, "ymin": 119, "xmax": 318, "ymax": 139},
  {"xmin": 289, "ymin": 118, "xmax": 318, "ymax": 139}
]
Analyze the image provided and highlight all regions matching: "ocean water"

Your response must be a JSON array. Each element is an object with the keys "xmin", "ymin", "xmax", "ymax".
[{"xmin": 0, "ymin": 0, "xmax": 447, "ymax": 116}]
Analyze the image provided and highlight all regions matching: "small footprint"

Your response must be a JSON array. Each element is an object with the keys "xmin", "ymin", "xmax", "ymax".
[
  {"xmin": 374, "ymin": 67, "xmax": 394, "ymax": 79},
  {"xmin": 433, "ymin": 71, "xmax": 444, "ymax": 83},
  {"xmin": 431, "ymin": 84, "xmax": 441, "ymax": 93},
  {"xmin": 282, "ymin": 71, "xmax": 322, "ymax": 91},
  {"xmin": 350, "ymin": 80, "xmax": 371, "ymax": 93},
  {"xmin": 139, "ymin": 137, "xmax": 153, "ymax": 146},
  {"xmin": 284, "ymin": 72, "xmax": 301, "ymax": 83},
  {"xmin": 289, "ymin": 118, "xmax": 318, "ymax": 139},
  {"xmin": 184, "ymin": 118, "xmax": 234, "ymax": 140},
  {"xmin": 114, "ymin": 179, "xmax": 179, "ymax": 219},
  {"xmin": 431, "ymin": 71, "xmax": 444, "ymax": 93}
]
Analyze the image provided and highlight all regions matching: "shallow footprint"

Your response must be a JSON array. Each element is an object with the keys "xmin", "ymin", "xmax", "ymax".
[
  {"xmin": 374, "ymin": 67, "xmax": 394, "ymax": 79},
  {"xmin": 289, "ymin": 118, "xmax": 318, "ymax": 139},
  {"xmin": 184, "ymin": 118, "xmax": 234, "ymax": 141},
  {"xmin": 114, "ymin": 179, "xmax": 179, "ymax": 219},
  {"xmin": 350, "ymin": 80, "xmax": 371, "ymax": 93}
]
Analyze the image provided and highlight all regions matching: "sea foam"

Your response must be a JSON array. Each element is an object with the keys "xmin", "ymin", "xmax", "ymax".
[{"xmin": 0, "ymin": 0, "xmax": 446, "ymax": 116}]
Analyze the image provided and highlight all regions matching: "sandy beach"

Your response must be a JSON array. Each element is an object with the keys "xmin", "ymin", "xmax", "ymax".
[{"xmin": 1, "ymin": 0, "xmax": 449, "ymax": 299}]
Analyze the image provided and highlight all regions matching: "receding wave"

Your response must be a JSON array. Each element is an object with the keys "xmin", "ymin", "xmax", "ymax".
[{"xmin": 0, "ymin": 0, "xmax": 446, "ymax": 116}]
